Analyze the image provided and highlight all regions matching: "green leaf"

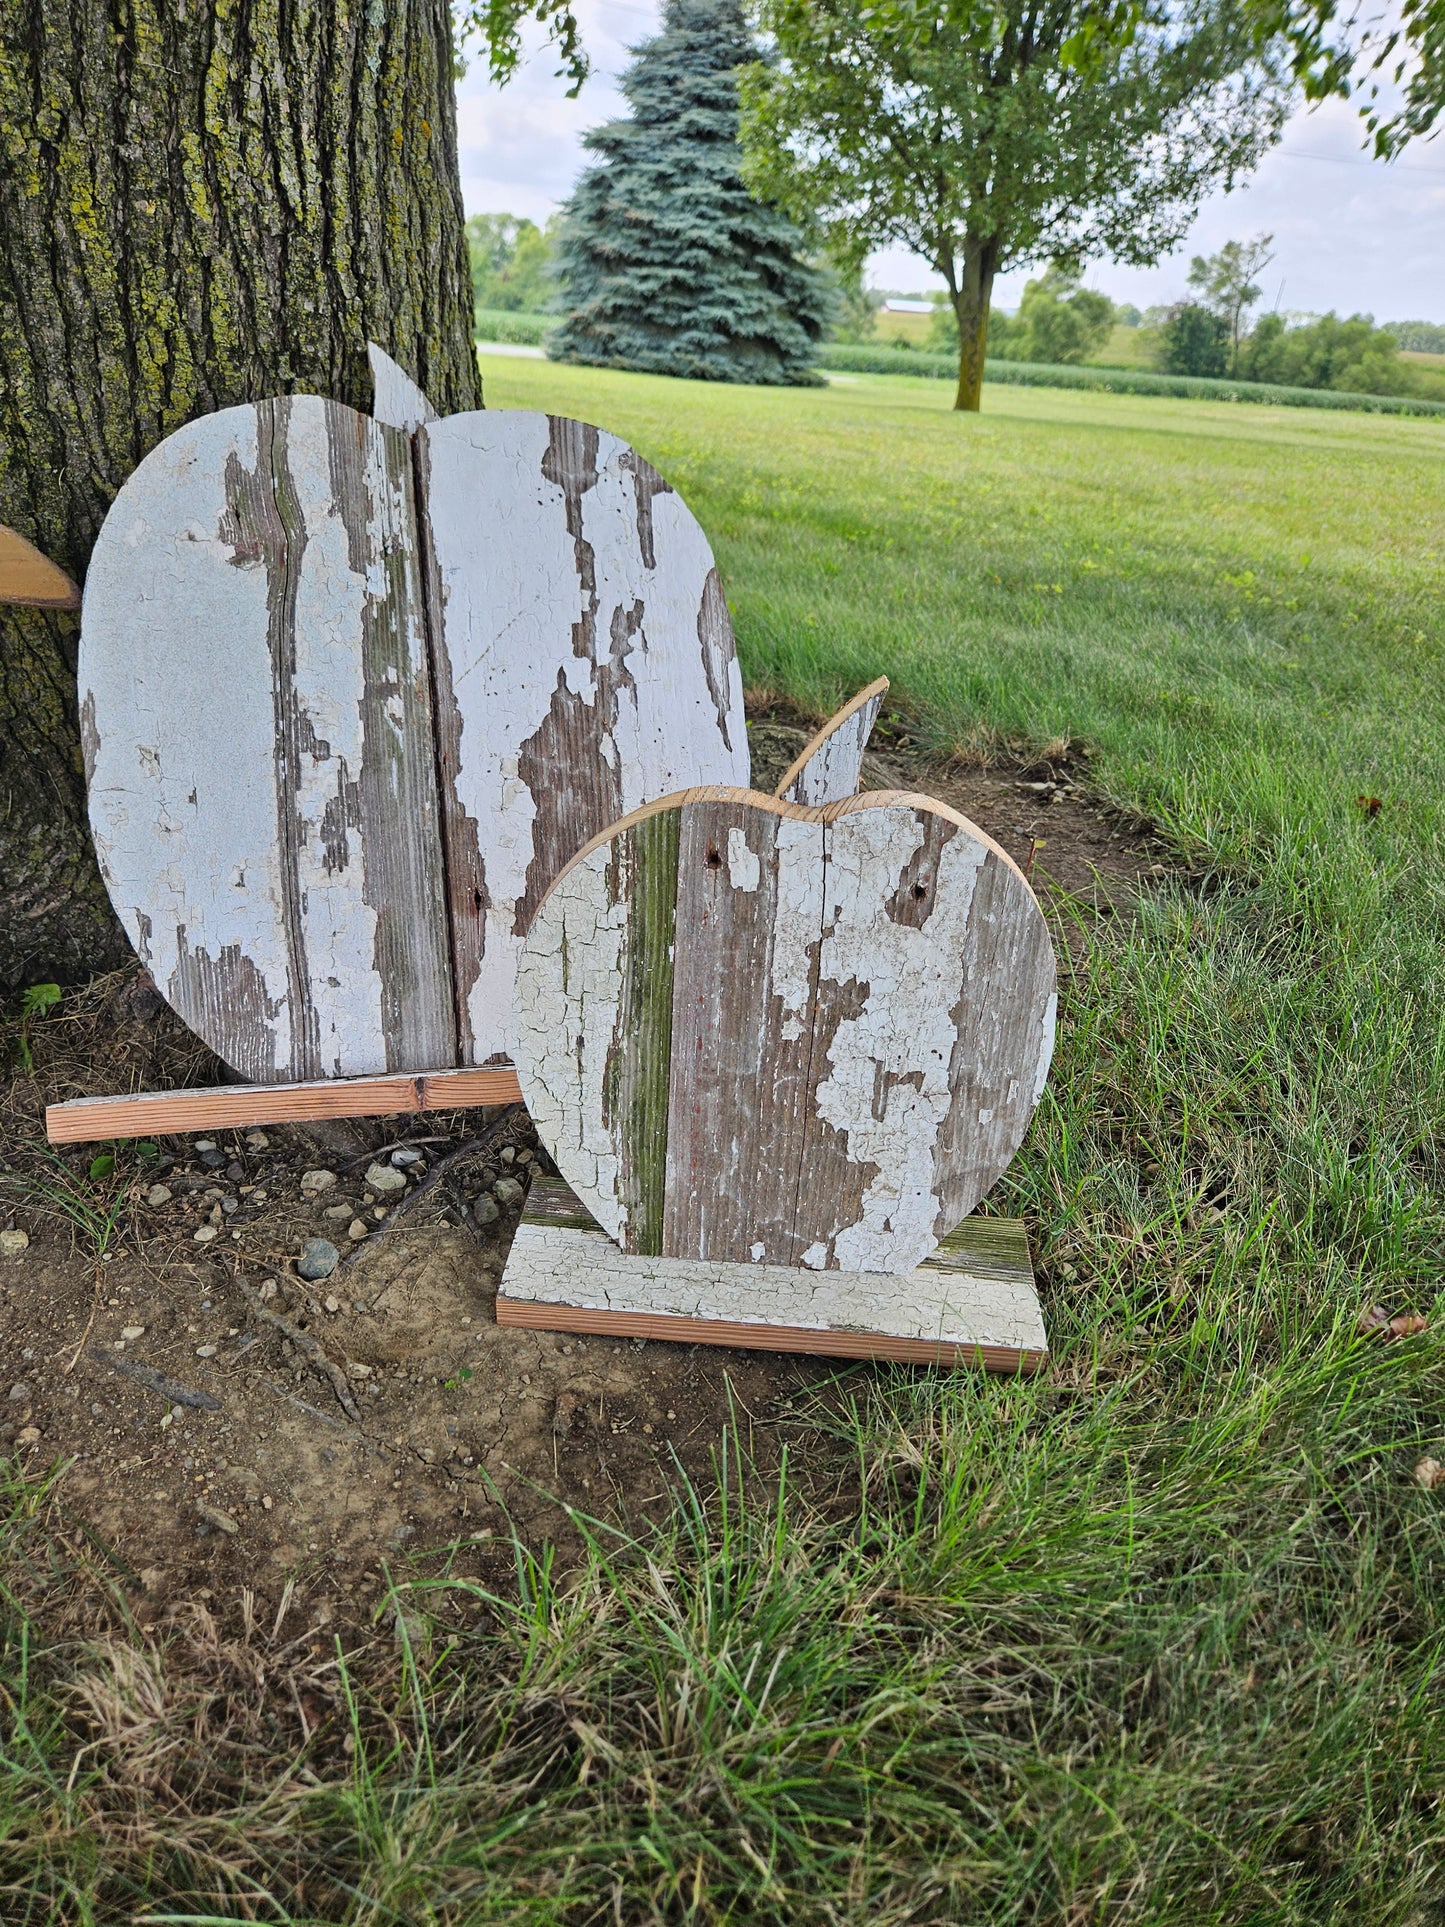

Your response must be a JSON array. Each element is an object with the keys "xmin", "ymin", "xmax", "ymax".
[
  {"xmin": 21, "ymin": 982, "xmax": 61, "ymax": 1017},
  {"xmin": 88, "ymin": 1153, "xmax": 116, "ymax": 1180}
]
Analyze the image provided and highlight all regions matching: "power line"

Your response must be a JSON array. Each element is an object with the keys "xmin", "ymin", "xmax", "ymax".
[{"xmin": 1273, "ymin": 146, "xmax": 1445, "ymax": 176}]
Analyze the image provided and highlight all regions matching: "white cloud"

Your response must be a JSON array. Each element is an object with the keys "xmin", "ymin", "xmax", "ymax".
[{"xmin": 456, "ymin": 11, "xmax": 1445, "ymax": 323}]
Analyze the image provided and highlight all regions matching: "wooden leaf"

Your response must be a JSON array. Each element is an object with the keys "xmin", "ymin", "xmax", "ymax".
[
  {"xmin": 367, "ymin": 342, "xmax": 438, "ymax": 432},
  {"xmin": 773, "ymin": 676, "xmax": 889, "ymax": 806},
  {"xmin": 514, "ymin": 786, "xmax": 1057, "ymax": 1274},
  {"xmin": 0, "ymin": 523, "xmax": 80, "ymax": 609}
]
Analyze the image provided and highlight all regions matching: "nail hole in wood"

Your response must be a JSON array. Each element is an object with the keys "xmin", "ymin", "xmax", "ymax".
[{"xmin": 705, "ymin": 846, "xmax": 722, "ymax": 868}]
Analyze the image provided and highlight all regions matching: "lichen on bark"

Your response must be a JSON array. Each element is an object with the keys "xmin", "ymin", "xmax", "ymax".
[{"xmin": 0, "ymin": 0, "xmax": 482, "ymax": 987}]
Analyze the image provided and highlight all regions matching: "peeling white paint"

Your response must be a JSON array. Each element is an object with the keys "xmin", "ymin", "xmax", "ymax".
[
  {"xmin": 422, "ymin": 411, "xmax": 750, "ymax": 1063},
  {"xmin": 516, "ymin": 793, "xmax": 1057, "ymax": 1278},
  {"xmin": 513, "ymin": 844, "xmax": 629, "ymax": 1244},
  {"xmin": 503, "ymin": 1221, "xmax": 1048, "ymax": 1355},
  {"xmin": 817, "ymin": 811, "xmax": 985, "ymax": 1272},
  {"xmin": 726, "ymin": 826, "xmax": 760, "ymax": 892}
]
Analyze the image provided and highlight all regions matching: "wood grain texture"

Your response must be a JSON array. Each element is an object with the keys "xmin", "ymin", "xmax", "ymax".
[
  {"xmin": 513, "ymin": 787, "xmax": 1057, "ymax": 1274},
  {"xmin": 417, "ymin": 411, "xmax": 750, "ymax": 1064},
  {"xmin": 80, "ymin": 397, "xmax": 456, "ymax": 1085},
  {"xmin": 774, "ymin": 677, "xmax": 889, "ymax": 806},
  {"xmin": 45, "ymin": 1066, "xmax": 522, "ymax": 1143},
  {"xmin": 367, "ymin": 343, "xmax": 438, "ymax": 433},
  {"xmin": 0, "ymin": 524, "xmax": 80, "ymax": 608},
  {"xmin": 496, "ymin": 1211, "xmax": 1046, "ymax": 1371}
]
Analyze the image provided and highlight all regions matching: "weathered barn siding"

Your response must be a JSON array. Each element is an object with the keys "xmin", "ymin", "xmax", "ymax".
[{"xmin": 514, "ymin": 789, "xmax": 1056, "ymax": 1274}]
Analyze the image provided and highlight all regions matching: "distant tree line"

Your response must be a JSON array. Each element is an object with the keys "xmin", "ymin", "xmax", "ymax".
[
  {"xmin": 465, "ymin": 212, "xmax": 560, "ymax": 314},
  {"xmin": 1384, "ymin": 320, "xmax": 1445, "ymax": 355},
  {"xmin": 870, "ymin": 237, "xmax": 1444, "ymax": 403}
]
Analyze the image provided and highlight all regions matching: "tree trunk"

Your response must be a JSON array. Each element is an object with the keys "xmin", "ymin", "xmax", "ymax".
[
  {"xmin": 951, "ymin": 236, "xmax": 1000, "ymax": 413},
  {"xmin": 0, "ymin": 0, "xmax": 482, "ymax": 991}
]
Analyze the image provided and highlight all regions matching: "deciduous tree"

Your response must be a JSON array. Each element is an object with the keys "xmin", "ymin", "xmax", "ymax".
[
  {"xmin": 740, "ymin": 0, "xmax": 1293, "ymax": 411},
  {"xmin": 1250, "ymin": 0, "xmax": 1444, "ymax": 156},
  {"xmin": 1188, "ymin": 235, "xmax": 1275, "ymax": 371}
]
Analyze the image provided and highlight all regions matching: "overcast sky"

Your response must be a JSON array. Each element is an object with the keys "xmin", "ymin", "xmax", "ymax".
[{"xmin": 455, "ymin": 0, "xmax": 1445, "ymax": 323}]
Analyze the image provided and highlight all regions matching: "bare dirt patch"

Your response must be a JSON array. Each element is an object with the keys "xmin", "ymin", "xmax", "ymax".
[{"xmin": 1, "ymin": 709, "xmax": 1160, "ymax": 1631}]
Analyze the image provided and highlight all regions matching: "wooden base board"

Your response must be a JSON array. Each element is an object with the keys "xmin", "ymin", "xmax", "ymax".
[
  {"xmin": 496, "ymin": 1183, "xmax": 1047, "ymax": 1374},
  {"xmin": 46, "ymin": 1065, "xmax": 524, "ymax": 1144},
  {"xmin": 496, "ymin": 1293, "xmax": 1042, "ymax": 1371}
]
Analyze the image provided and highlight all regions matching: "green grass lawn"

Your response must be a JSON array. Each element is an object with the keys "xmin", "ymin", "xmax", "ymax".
[{"xmin": 5, "ymin": 363, "xmax": 1445, "ymax": 1923}]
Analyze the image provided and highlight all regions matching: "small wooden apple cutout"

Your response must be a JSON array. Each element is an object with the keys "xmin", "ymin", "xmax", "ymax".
[
  {"xmin": 513, "ymin": 786, "xmax": 1057, "ymax": 1274},
  {"xmin": 79, "ymin": 395, "xmax": 747, "ymax": 1084}
]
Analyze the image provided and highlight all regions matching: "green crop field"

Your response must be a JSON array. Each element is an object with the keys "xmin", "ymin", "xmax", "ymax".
[{"xmin": 4, "ymin": 360, "xmax": 1444, "ymax": 1923}]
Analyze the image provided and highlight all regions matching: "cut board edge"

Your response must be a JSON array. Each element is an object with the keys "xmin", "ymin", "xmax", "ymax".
[
  {"xmin": 495, "ymin": 1294, "xmax": 1046, "ymax": 1374},
  {"xmin": 46, "ymin": 1066, "xmax": 524, "ymax": 1143},
  {"xmin": 0, "ymin": 524, "xmax": 80, "ymax": 609}
]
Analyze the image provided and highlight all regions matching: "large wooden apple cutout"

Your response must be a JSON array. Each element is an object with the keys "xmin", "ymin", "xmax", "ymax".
[
  {"xmin": 79, "ymin": 396, "xmax": 748, "ymax": 1084},
  {"xmin": 513, "ymin": 787, "xmax": 1057, "ymax": 1275}
]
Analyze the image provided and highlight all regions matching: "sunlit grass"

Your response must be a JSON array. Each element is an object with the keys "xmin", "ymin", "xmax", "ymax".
[{"xmin": 2, "ymin": 363, "xmax": 1443, "ymax": 1922}]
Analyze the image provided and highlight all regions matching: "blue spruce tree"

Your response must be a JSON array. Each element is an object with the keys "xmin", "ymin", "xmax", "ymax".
[{"xmin": 550, "ymin": 0, "xmax": 829, "ymax": 385}]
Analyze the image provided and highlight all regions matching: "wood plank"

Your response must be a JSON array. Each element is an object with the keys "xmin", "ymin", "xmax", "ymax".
[
  {"xmin": 0, "ymin": 523, "xmax": 80, "ymax": 608},
  {"xmin": 418, "ymin": 410, "xmax": 751, "ymax": 1066},
  {"xmin": 512, "ymin": 787, "xmax": 1057, "ymax": 1276},
  {"xmin": 773, "ymin": 676, "xmax": 889, "ymax": 806},
  {"xmin": 367, "ymin": 342, "xmax": 438, "ymax": 432},
  {"xmin": 45, "ymin": 1066, "xmax": 523, "ymax": 1143},
  {"xmin": 80, "ymin": 397, "xmax": 456, "ymax": 1085},
  {"xmin": 495, "ymin": 1217, "xmax": 1046, "ymax": 1372},
  {"xmin": 517, "ymin": 1176, "xmax": 597, "ymax": 1229},
  {"xmin": 794, "ymin": 797, "xmax": 1056, "ymax": 1269},
  {"xmin": 661, "ymin": 798, "xmax": 825, "ymax": 1265}
]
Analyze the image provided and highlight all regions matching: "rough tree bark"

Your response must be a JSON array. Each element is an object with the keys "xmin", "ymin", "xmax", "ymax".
[{"xmin": 0, "ymin": 0, "xmax": 483, "ymax": 990}]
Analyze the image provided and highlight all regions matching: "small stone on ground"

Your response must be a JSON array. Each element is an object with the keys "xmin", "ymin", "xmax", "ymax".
[{"xmin": 298, "ymin": 1237, "xmax": 340, "ymax": 1280}]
